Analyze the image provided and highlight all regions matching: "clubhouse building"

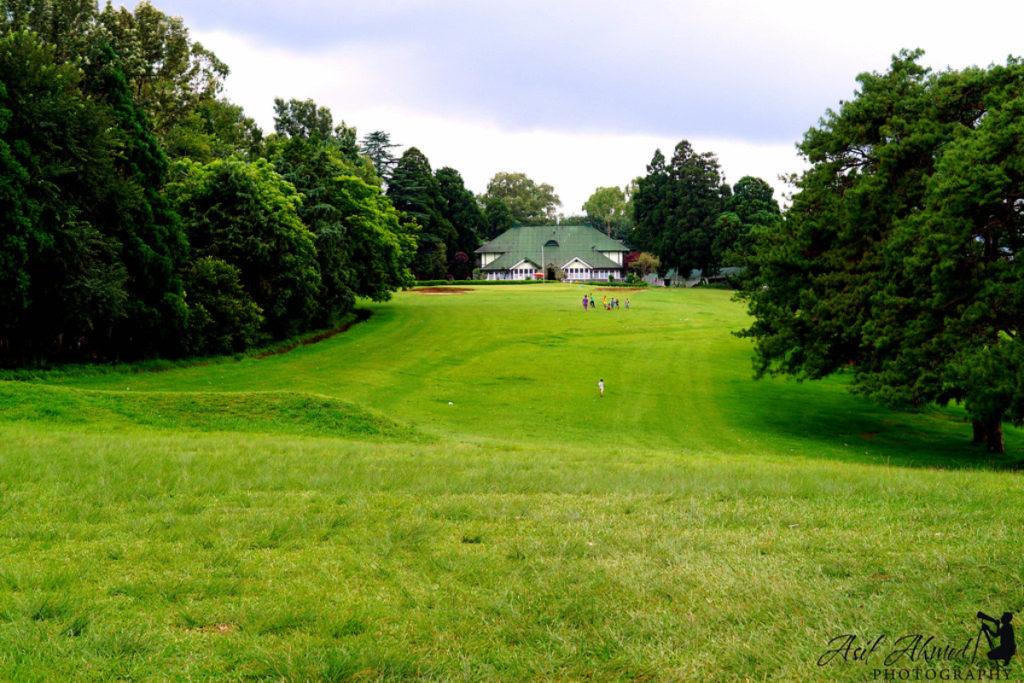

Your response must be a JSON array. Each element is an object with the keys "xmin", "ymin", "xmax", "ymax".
[{"xmin": 476, "ymin": 225, "xmax": 628, "ymax": 281}]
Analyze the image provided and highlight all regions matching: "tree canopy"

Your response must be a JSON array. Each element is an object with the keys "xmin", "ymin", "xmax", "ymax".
[
  {"xmin": 268, "ymin": 98, "xmax": 412, "ymax": 320},
  {"xmin": 167, "ymin": 158, "xmax": 320, "ymax": 339},
  {"xmin": 583, "ymin": 186, "xmax": 629, "ymax": 239},
  {"xmin": 633, "ymin": 141, "xmax": 727, "ymax": 277},
  {"xmin": 481, "ymin": 172, "xmax": 561, "ymax": 226},
  {"xmin": 739, "ymin": 50, "xmax": 1024, "ymax": 452},
  {"xmin": 0, "ymin": 4, "xmax": 421, "ymax": 364},
  {"xmin": 0, "ymin": 29, "xmax": 188, "ymax": 360},
  {"xmin": 714, "ymin": 176, "xmax": 781, "ymax": 269},
  {"xmin": 435, "ymin": 167, "xmax": 486, "ymax": 279},
  {"xmin": 387, "ymin": 147, "xmax": 458, "ymax": 279},
  {"xmin": 360, "ymin": 130, "xmax": 399, "ymax": 183}
]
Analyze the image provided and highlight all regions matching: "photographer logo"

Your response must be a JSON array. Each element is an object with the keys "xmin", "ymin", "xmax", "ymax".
[{"xmin": 817, "ymin": 610, "xmax": 1016, "ymax": 680}]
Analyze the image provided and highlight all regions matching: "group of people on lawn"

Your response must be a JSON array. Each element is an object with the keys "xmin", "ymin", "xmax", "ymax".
[
  {"xmin": 581, "ymin": 293, "xmax": 629, "ymax": 311},
  {"xmin": 581, "ymin": 292, "xmax": 631, "ymax": 399}
]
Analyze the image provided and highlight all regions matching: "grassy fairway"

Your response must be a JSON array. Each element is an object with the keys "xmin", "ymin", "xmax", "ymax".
[{"xmin": 1, "ymin": 285, "xmax": 1021, "ymax": 680}]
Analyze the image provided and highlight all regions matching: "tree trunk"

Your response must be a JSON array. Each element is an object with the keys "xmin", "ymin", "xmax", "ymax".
[
  {"xmin": 972, "ymin": 419, "xmax": 987, "ymax": 444},
  {"xmin": 985, "ymin": 418, "xmax": 1005, "ymax": 454}
]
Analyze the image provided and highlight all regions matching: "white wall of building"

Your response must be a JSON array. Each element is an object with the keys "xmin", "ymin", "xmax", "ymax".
[
  {"xmin": 483, "ymin": 255, "xmax": 625, "ymax": 281},
  {"xmin": 486, "ymin": 269, "xmax": 538, "ymax": 280},
  {"xmin": 487, "ymin": 268, "xmax": 621, "ymax": 281}
]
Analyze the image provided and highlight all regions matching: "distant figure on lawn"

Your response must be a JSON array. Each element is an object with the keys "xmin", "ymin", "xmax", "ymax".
[
  {"xmin": 598, "ymin": 378, "xmax": 605, "ymax": 397},
  {"xmin": 582, "ymin": 294, "xmax": 589, "ymax": 311},
  {"xmin": 625, "ymin": 299, "xmax": 630, "ymax": 310}
]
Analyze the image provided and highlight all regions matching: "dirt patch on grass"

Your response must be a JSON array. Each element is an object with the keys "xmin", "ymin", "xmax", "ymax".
[
  {"xmin": 415, "ymin": 287, "xmax": 473, "ymax": 294},
  {"xmin": 859, "ymin": 431, "xmax": 877, "ymax": 441},
  {"xmin": 195, "ymin": 623, "xmax": 236, "ymax": 634}
]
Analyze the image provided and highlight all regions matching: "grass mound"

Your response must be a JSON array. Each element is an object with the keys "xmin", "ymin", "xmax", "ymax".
[{"xmin": 0, "ymin": 382, "xmax": 421, "ymax": 441}]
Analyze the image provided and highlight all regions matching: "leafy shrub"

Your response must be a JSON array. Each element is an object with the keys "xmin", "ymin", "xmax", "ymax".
[
  {"xmin": 412, "ymin": 279, "xmax": 550, "ymax": 287},
  {"xmin": 184, "ymin": 257, "xmax": 263, "ymax": 355},
  {"xmin": 576, "ymin": 280, "xmax": 647, "ymax": 288},
  {"xmin": 167, "ymin": 158, "xmax": 321, "ymax": 339}
]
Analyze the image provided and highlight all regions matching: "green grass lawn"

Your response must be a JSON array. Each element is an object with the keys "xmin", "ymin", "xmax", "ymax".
[{"xmin": 1, "ymin": 285, "xmax": 1021, "ymax": 680}]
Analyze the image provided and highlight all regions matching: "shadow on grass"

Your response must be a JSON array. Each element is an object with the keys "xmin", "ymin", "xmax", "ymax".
[
  {"xmin": 717, "ymin": 374, "xmax": 1022, "ymax": 472},
  {"xmin": 0, "ymin": 309, "xmax": 374, "ymax": 382}
]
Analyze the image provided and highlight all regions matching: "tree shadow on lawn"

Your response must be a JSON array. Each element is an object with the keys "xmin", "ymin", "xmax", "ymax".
[{"xmin": 718, "ymin": 375, "xmax": 1023, "ymax": 472}]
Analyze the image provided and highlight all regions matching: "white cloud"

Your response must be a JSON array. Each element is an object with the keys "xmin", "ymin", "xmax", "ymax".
[
  {"xmin": 187, "ymin": 0, "xmax": 1024, "ymax": 212},
  {"xmin": 198, "ymin": 29, "xmax": 803, "ymax": 211}
]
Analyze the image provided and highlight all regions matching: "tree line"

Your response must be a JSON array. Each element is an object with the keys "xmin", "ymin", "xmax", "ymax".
[
  {"xmin": 0, "ymin": 0, "xmax": 572, "ymax": 363},
  {"xmin": 6, "ymin": 5, "xmax": 1019, "ymax": 453},
  {"xmin": 0, "ymin": 1, "xmax": 779, "ymax": 367}
]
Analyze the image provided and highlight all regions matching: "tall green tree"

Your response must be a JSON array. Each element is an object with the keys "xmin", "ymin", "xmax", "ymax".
[
  {"xmin": 481, "ymin": 172, "xmax": 560, "ymax": 225},
  {"xmin": 2, "ymin": 0, "xmax": 251, "ymax": 160},
  {"xmin": 739, "ymin": 51, "xmax": 1024, "ymax": 453},
  {"xmin": 273, "ymin": 98, "xmax": 373, "ymax": 179},
  {"xmin": 0, "ymin": 30, "xmax": 124, "ymax": 359},
  {"xmin": 360, "ymin": 130, "xmax": 399, "ymax": 183},
  {"xmin": 482, "ymin": 195, "xmax": 515, "ymax": 239},
  {"xmin": 0, "ymin": 29, "xmax": 187, "ymax": 361},
  {"xmin": 269, "ymin": 99, "xmax": 413, "ymax": 319},
  {"xmin": 714, "ymin": 176, "xmax": 781, "ymax": 267},
  {"xmin": 583, "ymin": 185, "xmax": 629, "ymax": 238},
  {"xmin": 87, "ymin": 41, "xmax": 189, "ymax": 356},
  {"xmin": 167, "ymin": 158, "xmax": 320, "ymax": 339},
  {"xmin": 633, "ymin": 141, "xmax": 725, "ymax": 277},
  {"xmin": 162, "ymin": 97, "xmax": 263, "ymax": 162},
  {"xmin": 387, "ymin": 147, "xmax": 455, "ymax": 279},
  {"xmin": 435, "ymin": 167, "xmax": 485, "ymax": 278},
  {"xmin": 0, "ymin": 0, "xmax": 99, "ymax": 62},
  {"xmin": 98, "ymin": 1, "xmax": 228, "ymax": 138}
]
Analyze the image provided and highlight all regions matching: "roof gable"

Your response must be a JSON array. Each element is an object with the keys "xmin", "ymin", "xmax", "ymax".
[{"xmin": 476, "ymin": 225, "xmax": 626, "ymax": 271}]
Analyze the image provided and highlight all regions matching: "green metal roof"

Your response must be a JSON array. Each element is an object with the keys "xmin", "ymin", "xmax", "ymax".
[
  {"xmin": 485, "ymin": 253, "xmax": 540, "ymax": 271},
  {"xmin": 477, "ymin": 225, "xmax": 626, "ymax": 271}
]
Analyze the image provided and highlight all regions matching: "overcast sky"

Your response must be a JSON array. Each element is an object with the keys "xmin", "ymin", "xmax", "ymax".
[{"xmin": 131, "ymin": 1, "xmax": 1024, "ymax": 212}]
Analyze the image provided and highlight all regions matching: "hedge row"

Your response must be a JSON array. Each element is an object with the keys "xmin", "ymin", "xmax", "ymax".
[
  {"xmin": 411, "ymin": 279, "xmax": 649, "ymax": 288},
  {"xmin": 573, "ymin": 280, "xmax": 649, "ymax": 288},
  {"xmin": 412, "ymin": 279, "xmax": 552, "ymax": 287}
]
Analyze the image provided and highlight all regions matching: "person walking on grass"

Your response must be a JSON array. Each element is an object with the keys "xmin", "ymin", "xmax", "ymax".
[
  {"xmin": 582, "ymin": 294, "xmax": 588, "ymax": 311},
  {"xmin": 598, "ymin": 378, "xmax": 605, "ymax": 397},
  {"xmin": 589, "ymin": 294, "xmax": 595, "ymax": 309},
  {"xmin": 625, "ymin": 298, "xmax": 630, "ymax": 310}
]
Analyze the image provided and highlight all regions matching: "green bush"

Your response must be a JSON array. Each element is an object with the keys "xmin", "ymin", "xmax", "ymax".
[
  {"xmin": 412, "ymin": 279, "xmax": 550, "ymax": 287},
  {"xmin": 184, "ymin": 257, "xmax": 264, "ymax": 355},
  {"xmin": 167, "ymin": 158, "xmax": 321, "ymax": 340},
  {"xmin": 575, "ymin": 280, "xmax": 648, "ymax": 288}
]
